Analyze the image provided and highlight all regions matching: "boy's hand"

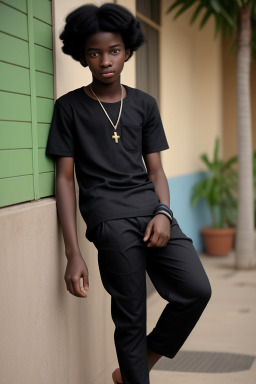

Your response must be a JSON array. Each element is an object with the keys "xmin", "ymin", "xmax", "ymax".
[
  {"xmin": 64, "ymin": 253, "xmax": 89, "ymax": 298},
  {"xmin": 143, "ymin": 214, "xmax": 171, "ymax": 248}
]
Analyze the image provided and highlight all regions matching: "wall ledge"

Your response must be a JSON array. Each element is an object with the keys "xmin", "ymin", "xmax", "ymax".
[{"xmin": 0, "ymin": 197, "xmax": 57, "ymax": 217}]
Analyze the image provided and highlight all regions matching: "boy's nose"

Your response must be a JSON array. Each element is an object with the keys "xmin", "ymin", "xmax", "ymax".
[{"xmin": 100, "ymin": 54, "xmax": 112, "ymax": 67}]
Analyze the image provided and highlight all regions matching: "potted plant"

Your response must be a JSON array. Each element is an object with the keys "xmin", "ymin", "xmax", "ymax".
[{"xmin": 191, "ymin": 137, "xmax": 238, "ymax": 256}]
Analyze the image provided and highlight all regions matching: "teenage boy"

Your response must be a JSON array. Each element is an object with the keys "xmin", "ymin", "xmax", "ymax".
[{"xmin": 46, "ymin": 4, "xmax": 211, "ymax": 384}]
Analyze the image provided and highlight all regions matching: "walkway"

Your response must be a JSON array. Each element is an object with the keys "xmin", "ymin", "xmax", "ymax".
[{"xmin": 148, "ymin": 251, "xmax": 256, "ymax": 384}]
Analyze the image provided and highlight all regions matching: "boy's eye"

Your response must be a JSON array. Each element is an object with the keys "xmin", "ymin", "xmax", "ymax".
[
  {"xmin": 88, "ymin": 49, "xmax": 120, "ymax": 57},
  {"xmin": 89, "ymin": 52, "xmax": 98, "ymax": 57}
]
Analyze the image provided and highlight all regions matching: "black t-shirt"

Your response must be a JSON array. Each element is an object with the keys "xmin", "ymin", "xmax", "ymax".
[{"xmin": 46, "ymin": 84, "xmax": 169, "ymax": 239}]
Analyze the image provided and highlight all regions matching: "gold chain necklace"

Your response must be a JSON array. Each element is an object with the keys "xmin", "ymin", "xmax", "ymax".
[{"xmin": 90, "ymin": 84, "xmax": 123, "ymax": 144}]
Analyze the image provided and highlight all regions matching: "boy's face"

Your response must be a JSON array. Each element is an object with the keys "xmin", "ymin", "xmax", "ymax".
[{"xmin": 81, "ymin": 31, "xmax": 130, "ymax": 83}]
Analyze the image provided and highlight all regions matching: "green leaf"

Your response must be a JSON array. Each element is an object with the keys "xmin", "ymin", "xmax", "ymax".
[
  {"xmin": 225, "ymin": 189, "xmax": 237, "ymax": 205},
  {"xmin": 252, "ymin": 1, "xmax": 256, "ymax": 18},
  {"xmin": 210, "ymin": 0, "xmax": 222, "ymax": 13},
  {"xmin": 214, "ymin": 13, "xmax": 222, "ymax": 38},
  {"xmin": 201, "ymin": 153, "xmax": 212, "ymax": 169},
  {"xmin": 199, "ymin": 8, "xmax": 213, "ymax": 29},
  {"xmin": 222, "ymin": 155, "xmax": 238, "ymax": 170},
  {"xmin": 190, "ymin": 178, "xmax": 208, "ymax": 206},
  {"xmin": 174, "ymin": 0, "xmax": 198, "ymax": 20},
  {"xmin": 218, "ymin": 5, "xmax": 236, "ymax": 26},
  {"xmin": 211, "ymin": 0, "xmax": 236, "ymax": 26},
  {"xmin": 191, "ymin": 136, "xmax": 239, "ymax": 227},
  {"xmin": 213, "ymin": 137, "xmax": 220, "ymax": 164},
  {"xmin": 166, "ymin": 0, "xmax": 185, "ymax": 15},
  {"xmin": 228, "ymin": 37, "xmax": 238, "ymax": 56},
  {"xmin": 190, "ymin": 2, "xmax": 205, "ymax": 25},
  {"xmin": 208, "ymin": 180, "xmax": 219, "ymax": 206}
]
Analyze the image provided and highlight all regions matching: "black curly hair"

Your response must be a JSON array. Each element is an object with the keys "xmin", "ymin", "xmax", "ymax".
[{"xmin": 59, "ymin": 3, "xmax": 145, "ymax": 67}]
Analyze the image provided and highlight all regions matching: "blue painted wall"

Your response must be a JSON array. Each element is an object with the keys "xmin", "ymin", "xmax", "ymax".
[{"xmin": 168, "ymin": 171, "xmax": 212, "ymax": 253}]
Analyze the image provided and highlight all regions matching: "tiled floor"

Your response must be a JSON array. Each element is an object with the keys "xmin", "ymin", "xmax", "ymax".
[{"xmin": 147, "ymin": 251, "xmax": 256, "ymax": 384}]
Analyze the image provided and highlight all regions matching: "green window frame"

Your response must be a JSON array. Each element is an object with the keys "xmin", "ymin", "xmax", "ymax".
[{"xmin": 0, "ymin": 0, "xmax": 55, "ymax": 208}]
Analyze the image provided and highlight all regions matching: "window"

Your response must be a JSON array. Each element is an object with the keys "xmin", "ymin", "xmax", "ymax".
[
  {"xmin": 136, "ymin": 0, "xmax": 161, "ymax": 103},
  {"xmin": 0, "ymin": 0, "xmax": 54, "ymax": 208}
]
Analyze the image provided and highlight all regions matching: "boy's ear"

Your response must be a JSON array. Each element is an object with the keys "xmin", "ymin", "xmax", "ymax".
[{"xmin": 125, "ymin": 48, "xmax": 131, "ymax": 62}]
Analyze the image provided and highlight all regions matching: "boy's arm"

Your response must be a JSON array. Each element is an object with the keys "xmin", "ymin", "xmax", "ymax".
[
  {"xmin": 55, "ymin": 157, "xmax": 81, "ymax": 260},
  {"xmin": 55, "ymin": 156, "xmax": 89, "ymax": 298},
  {"xmin": 142, "ymin": 151, "xmax": 171, "ymax": 248},
  {"xmin": 143, "ymin": 152, "xmax": 170, "ymax": 207}
]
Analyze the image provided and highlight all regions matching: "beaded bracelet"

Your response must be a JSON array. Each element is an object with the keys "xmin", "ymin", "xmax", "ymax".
[{"xmin": 153, "ymin": 203, "xmax": 173, "ymax": 224}]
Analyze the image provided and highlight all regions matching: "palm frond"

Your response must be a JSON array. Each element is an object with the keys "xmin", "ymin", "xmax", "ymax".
[
  {"xmin": 190, "ymin": 2, "xmax": 205, "ymax": 25},
  {"xmin": 166, "ymin": 0, "xmax": 186, "ymax": 15},
  {"xmin": 199, "ymin": 8, "xmax": 213, "ymax": 29},
  {"xmin": 213, "ymin": 137, "xmax": 219, "ymax": 164},
  {"xmin": 213, "ymin": 12, "xmax": 223, "ymax": 37},
  {"xmin": 210, "ymin": 0, "xmax": 222, "ymax": 13},
  {"xmin": 221, "ymin": 155, "xmax": 238, "ymax": 171},
  {"xmin": 228, "ymin": 36, "xmax": 238, "ymax": 56},
  {"xmin": 173, "ymin": 0, "xmax": 198, "ymax": 20},
  {"xmin": 211, "ymin": 0, "xmax": 236, "ymax": 28},
  {"xmin": 200, "ymin": 153, "xmax": 212, "ymax": 169}
]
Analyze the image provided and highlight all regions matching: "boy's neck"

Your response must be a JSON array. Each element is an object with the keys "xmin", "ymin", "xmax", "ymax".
[{"xmin": 89, "ymin": 78, "xmax": 126, "ymax": 102}]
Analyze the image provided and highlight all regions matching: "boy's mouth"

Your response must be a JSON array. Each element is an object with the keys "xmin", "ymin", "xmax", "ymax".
[{"xmin": 101, "ymin": 71, "xmax": 115, "ymax": 78}]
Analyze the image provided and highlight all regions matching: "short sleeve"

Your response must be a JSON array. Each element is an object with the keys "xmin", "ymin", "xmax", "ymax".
[
  {"xmin": 142, "ymin": 98, "xmax": 169, "ymax": 155},
  {"xmin": 45, "ymin": 100, "xmax": 75, "ymax": 158}
]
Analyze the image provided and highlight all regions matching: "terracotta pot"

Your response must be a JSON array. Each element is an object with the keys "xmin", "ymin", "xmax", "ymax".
[{"xmin": 200, "ymin": 227, "xmax": 236, "ymax": 256}]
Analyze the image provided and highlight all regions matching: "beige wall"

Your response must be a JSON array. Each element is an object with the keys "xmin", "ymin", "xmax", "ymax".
[
  {"xmin": 0, "ymin": 1, "xmax": 225, "ymax": 383},
  {"xmin": 0, "ymin": 198, "xmax": 115, "ymax": 384},
  {"xmin": 222, "ymin": 34, "xmax": 256, "ymax": 161},
  {"xmin": 160, "ymin": 0, "xmax": 222, "ymax": 178}
]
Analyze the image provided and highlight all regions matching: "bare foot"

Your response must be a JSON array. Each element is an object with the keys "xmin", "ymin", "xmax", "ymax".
[{"xmin": 113, "ymin": 348, "xmax": 162, "ymax": 383}]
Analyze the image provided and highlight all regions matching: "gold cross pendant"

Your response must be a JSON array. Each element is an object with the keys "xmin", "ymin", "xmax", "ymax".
[{"xmin": 112, "ymin": 131, "xmax": 120, "ymax": 143}]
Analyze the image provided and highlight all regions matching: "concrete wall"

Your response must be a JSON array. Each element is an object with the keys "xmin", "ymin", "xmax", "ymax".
[
  {"xmin": 0, "ymin": 198, "xmax": 112, "ymax": 384},
  {"xmin": 0, "ymin": 1, "xmax": 225, "ymax": 383}
]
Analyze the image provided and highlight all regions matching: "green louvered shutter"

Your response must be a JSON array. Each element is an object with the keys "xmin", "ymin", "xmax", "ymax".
[{"xmin": 0, "ymin": 0, "xmax": 55, "ymax": 208}]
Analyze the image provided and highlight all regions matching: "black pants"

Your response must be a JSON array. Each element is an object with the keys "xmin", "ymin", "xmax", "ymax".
[{"xmin": 87, "ymin": 215, "xmax": 212, "ymax": 384}]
